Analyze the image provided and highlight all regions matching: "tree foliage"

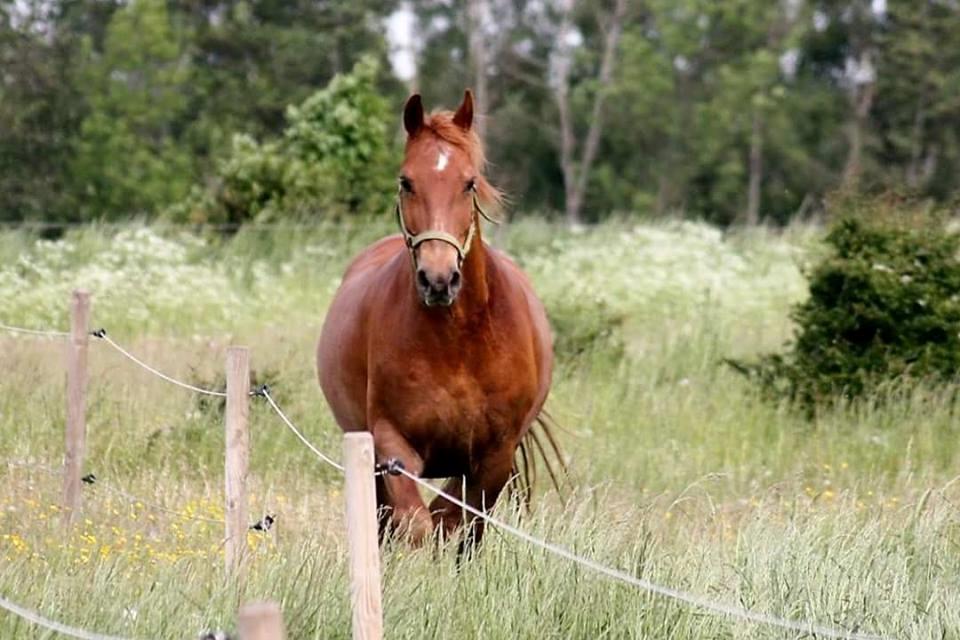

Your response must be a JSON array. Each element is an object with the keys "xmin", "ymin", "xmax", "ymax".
[
  {"xmin": 412, "ymin": 0, "xmax": 960, "ymax": 224},
  {"xmin": 70, "ymin": 0, "xmax": 192, "ymax": 219},
  {"xmin": 0, "ymin": 1, "xmax": 85, "ymax": 222},
  {"xmin": 0, "ymin": 0, "xmax": 395, "ymax": 223},
  {"xmin": 173, "ymin": 57, "xmax": 396, "ymax": 224},
  {"xmin": 3, "ymin": 0, "xmax": 960, "ymax": 223}
]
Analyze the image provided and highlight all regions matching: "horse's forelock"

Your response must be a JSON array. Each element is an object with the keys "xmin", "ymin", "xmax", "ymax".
[
  {"xmin": 422, "ymin": 111, "xmax": 484, "ymax": 169},
  {"xmin": 417, "ymin": 111, "xmax": 504, "ymax": 211}
]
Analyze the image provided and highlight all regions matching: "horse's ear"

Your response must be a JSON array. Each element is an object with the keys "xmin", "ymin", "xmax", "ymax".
[
  {"xmin": 404, "ymin": 94, "xmax": 424, "ymax": 137},
  {"xmin": 453, "ymin": 89, "xmax": 474, "ymax": 131}
]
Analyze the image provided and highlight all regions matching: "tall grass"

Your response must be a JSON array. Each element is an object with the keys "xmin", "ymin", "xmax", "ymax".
[{"xmin": 0, "ymin": 220, "xmax": 956, "ymax": 638}]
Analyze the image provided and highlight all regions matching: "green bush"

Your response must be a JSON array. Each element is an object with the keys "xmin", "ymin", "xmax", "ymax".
[
  {"xmin": 547, "ymin": 297, "xmax": 626, "ymax": 364},
  {"xmin": 171, "ymin": 56, "xmax": 395, "ymax": 224},
  {"xmin": 739, "ymin": 203, "xmax": 960, "ymax": 409}
]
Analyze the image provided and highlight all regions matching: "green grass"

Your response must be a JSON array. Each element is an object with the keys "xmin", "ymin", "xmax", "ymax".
[{"xmin": 1, "ymin": 219, "xmax": 957, "ymax": 638}]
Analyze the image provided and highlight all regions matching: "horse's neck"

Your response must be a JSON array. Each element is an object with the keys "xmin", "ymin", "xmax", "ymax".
[{"xmin": 456, "ymin": 232, "xmax": 490, "ymax": 312}]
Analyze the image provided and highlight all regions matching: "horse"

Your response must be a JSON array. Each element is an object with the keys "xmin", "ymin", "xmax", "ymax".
[{"xmin": 318, "ymin": 90, "xmax": 561, "ymax": 546}]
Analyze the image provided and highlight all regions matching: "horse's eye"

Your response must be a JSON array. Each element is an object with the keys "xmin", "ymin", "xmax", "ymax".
[
  {"xmin": 400, "ymin": 177, "xmax": 413, "ymax": 193},
  {"xmin": 465, "ymin": 178, "xmax": 476, "ymax": 193}
]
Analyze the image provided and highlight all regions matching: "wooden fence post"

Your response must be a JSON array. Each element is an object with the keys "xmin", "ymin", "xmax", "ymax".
[
  {"xmin": 238, "ymin": 601, "xmax": 285, "ymax": 640},
  {"xmin": 343, "ymin": 432, "xmax": 383, "ymax": 640},
  {"xmin": 62, "ymin": 289, "xmax": 90, "ymax": 527},
  {"xmin": 225, "ymin": 346, "xmax": 250, "ymax": 575}
]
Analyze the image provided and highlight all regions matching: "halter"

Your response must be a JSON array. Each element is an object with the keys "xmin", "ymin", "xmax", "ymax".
[{"xmin": 394, "ymin": 183, "xmax": 499, "ymax": 266}]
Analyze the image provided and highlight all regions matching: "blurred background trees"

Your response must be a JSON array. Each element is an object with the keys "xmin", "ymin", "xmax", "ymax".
[{"xmin": 2, "ymin": 0, "xmax": 959, "ymax": 225}]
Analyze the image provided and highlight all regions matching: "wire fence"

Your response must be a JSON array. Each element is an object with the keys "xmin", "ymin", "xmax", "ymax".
[
  {"xmin": 93, "ymin": 481, "xmax": 225, "ymax": 525},
  {"xmin": 92, "ymin": 329, "xmax": 227, "ymax": 397},
  {"xmin": 0, "ymin": 319, "xmax": 896, "ymax": 640},
  {"xmin": 0, "ymin": 323, "xmax": 69, "ymax": 338},
  {"xmin": 257, "ymin": 386, "xmax": 344, "ymax": 472},
  {"xmin": 4, "ymin": 460, "xmax": 224, "ymax": 526},
  {"xmin": 0, "ymin": 595, "xmax": 133, "ymax": 640}
]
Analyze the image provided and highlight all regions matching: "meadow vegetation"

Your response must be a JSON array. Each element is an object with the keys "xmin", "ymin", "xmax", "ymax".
[{"xmin": 1, "ymin": 219, "xmax": 958, "ymax": 638}]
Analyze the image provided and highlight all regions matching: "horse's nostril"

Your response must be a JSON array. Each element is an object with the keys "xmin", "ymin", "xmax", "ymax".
[
  {"xmin": 450, "ymin": 270, "xmax": 461, "ymax": 288},
  {"xmin": 416, "ymin": 268, "xmax": 430, "ymax": 289}
]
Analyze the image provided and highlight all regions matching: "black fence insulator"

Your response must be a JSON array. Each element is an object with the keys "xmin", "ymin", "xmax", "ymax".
[
  {"xmin": 81, "ymin": 473, "xmax": 96, "ymax": 485},
  {"xmin": 249, "ymin": 514, "xmax": 275, "ymax": 532},
  {"xmin": 90, "ymin": 328, "xmax": 107, "ymax": 339},
  {"xmin": 251, "ymin": 384, "xmax": 270, "ymax": 398},
  {"xmin": 375, "ymin": 458, "xmax": 405, "ymax": 477}
]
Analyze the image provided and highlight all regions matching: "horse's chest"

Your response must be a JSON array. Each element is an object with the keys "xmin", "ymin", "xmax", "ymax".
[
  {"xmin": 388, "ymin": 358, "xmax": 526, "ymax": 429},
  {"xmin": 372, "ymin": 349, "xmax": 536, "ymax": 471}
]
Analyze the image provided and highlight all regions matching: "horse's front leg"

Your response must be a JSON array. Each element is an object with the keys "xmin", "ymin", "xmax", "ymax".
[
  {"xmin": 430, "ymin": 447, "xmax": 515, "ymax": 552},
  {"xmin": 370, "ymin": 419, "xmax": 433, "ymax": 545},
  {"xmin": 429, "ymin": 477, "xmax": 466, "ymax": 540}
]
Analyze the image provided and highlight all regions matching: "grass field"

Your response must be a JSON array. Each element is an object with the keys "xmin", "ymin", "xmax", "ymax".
[{"xmin": 1, "ymin": 219, "xmax": 957, "ymax": 639}]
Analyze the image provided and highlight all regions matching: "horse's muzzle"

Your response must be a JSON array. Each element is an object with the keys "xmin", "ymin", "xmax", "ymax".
[{"xmin": 417, "ymin": 267, "xmax": 461, "ymax": 307}]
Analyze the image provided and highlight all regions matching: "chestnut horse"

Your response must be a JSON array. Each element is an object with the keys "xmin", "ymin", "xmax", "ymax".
[{"xmin": 318, "ymin": 90, "xmax": 559, "ymax": 545}]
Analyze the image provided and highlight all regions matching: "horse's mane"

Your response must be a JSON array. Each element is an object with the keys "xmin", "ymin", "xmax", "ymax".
[{"xmin": 418, "ymin": 110, "xmax": 504, "ymax": 211}]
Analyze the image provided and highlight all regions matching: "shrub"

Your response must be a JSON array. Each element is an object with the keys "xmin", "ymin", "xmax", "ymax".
[
  {"xmin": 547, "ymin": 297, "xmax": 626, "ymax": 364},
  {"xmin": 171, "ymin": 56, "xmax": 395, "ymax": 224},
  {"xmin": 738, "ymin": 201, "xmax": 960, "ymax": 410}
]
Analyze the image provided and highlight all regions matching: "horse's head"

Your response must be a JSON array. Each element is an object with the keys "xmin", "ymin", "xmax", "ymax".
[{"xmin": 397, "ymin": 90, "xmax": 499, "ymax": 307}]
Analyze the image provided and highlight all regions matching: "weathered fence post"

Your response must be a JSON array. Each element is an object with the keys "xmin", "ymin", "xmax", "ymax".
[
  {"xmin": 225, "ymin": 346, "xmax": 250, "ymax": 575},
  {"xmin": 238, "ymin": 601, "xmax": 285, "ymax": 640},
  {"xmin": 343, "ymin": 432, "xmax": 383, "ymax": 640},
  {"xmin": 62, "ymin": 289, "xmax": 90, "ymax": 527}
]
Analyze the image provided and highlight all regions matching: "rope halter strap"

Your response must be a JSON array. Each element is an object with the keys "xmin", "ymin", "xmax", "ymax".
[{"xmin": 394, "ymin": 184, "xmax": 498, "ymax": 265}]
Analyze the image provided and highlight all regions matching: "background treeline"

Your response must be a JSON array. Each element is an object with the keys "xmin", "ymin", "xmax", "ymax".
[{"xmin": 2, "ymin": 0, "xmax": 960, "ymax": 226}]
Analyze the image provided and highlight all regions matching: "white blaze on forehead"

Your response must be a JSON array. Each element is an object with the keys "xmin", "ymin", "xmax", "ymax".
[{"xmin": 435, "ymin": 148, "xmax": 450, "ymax": 172}]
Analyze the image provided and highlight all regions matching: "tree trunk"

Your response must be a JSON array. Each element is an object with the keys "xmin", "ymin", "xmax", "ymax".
[
  {"xmin": 745, "ymin": 108, "xmax": 763, "ymax": 225},
  {"xmin": 552, "ymin": 0, "xmax": 628, "ymax": 226},
  {"xmin": 906, "ymin": 100, "xmax": 925, "ymax": 189},
  {"xmin": 655, "ymin": 174, "xmax": 670, "ymax": 216},
  {"xmin": 407, "ymin": 2, "xmax": 421, "ymax": 93},
  {"xmin": 742, "ymin": 9, "xmax": 798, "ymax": 226},
  {"xmin": 551, "ymin": 0, "xmax": 579, "ymax": 225},
  {"xmin": 842, "ymin": 81, "xmax": 874, "ymax": 188},
  {"xmin": 842, "ymin": 48, "xmax": 876, "ymax": 190},
  {"xmin": 466, "ymin": 0, "xmax": 489, "ymax": 142},
  {"xmin": 558, "ymin": 90, "xmax": 579, "ymax": 224}
]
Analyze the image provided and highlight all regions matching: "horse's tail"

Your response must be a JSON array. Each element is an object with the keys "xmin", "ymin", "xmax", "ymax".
[{"xmin": 512, "ymin": 409, "xmax": 569, "ymax": 509}]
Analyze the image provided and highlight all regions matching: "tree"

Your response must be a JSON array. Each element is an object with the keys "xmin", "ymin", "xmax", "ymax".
[
  {"xmin": 837, "ymin": 1, "xmax": 880, "ymax": 189},
  {"xmin": 466, "ymin": 0, "xmax": 490, "ymax": 141},
  {"xmin": 0, "ymin": 0, "xmax": 89, "ymax": 222},
  {"xmin": 680, "ymin": 0, "xmax": 809, "ymax": 224},
  {"xmin": 177, "ymin": 0, "xmax": 397, "ymax": 145},
  {"xmin": 551, "ymin": 0, "xmax": 629, "ymax": 226},
  {"xmin": 741, "ymin": 1, "xmax": 807, "ymax": 224},
  {"xmin": 4, "ymin": 0, "xmax": 960, "ymax": 226},
  {"xmin": 607, "ymin": 0, "xmax": 814, "ymax": 224},
  {"xmin": 70, "ymin": 0, "xmax": 193, "ymax": 219},
  {"xmin": 56, "ymin": 0, "xmax": 397, "ymax": 221},
  {"xmin": 874, "ymin": 0, "xmax": 960, "ymax": 197},
  {"xmin": 174, "ymin": 57, "xmax": 396, "ymax": 224}
]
